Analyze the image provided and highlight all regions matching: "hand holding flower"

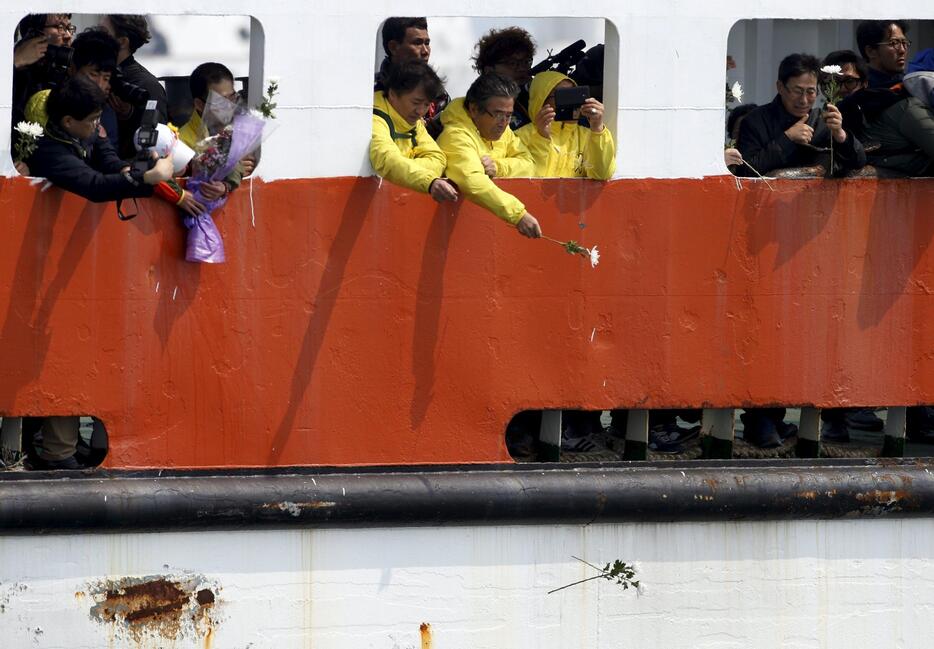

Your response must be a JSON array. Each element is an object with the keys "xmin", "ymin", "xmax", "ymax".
[
  {"xmin": 199, "ymin": 180, "xmax": 228, "ymax": 200},
  {"xmin": 516, "ymin": 213, "xmax": 542, "ymax": 238},
  {"xmin": 821, "ymin": 103, "xmax": 847, "ymax": 143}
]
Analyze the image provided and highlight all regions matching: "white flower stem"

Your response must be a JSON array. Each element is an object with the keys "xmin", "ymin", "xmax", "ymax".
[{"xmin": 740, "ymin": 160, "xmax": 775, "ymax": 191}]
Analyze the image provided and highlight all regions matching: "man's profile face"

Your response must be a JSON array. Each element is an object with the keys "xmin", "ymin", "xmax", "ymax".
[
  {"xmin": 468, "ymin": 95, "xmax": 514, "ymax": 141},
  {"xmin": 79, "ymin": 65, "xmax": 112, "ymax": 94},
  {"xmin": 777, "ymin": 72, "xmax": 817, "ymax": 118},
  {"xmin": 389, "ymin": 27, "xmax": 430, "ymax": 62},
  {"xmin": 43, "ymin": 15, "xmax": 74, "ymax": 47},
  {"xmin": 867, "ymin": 24, "xmax": 909, "ymax": 75},
  {"xmin": 388, "ymin": 84, "xmax": 431, "ymax": 125},
  {"xmin": 62, "ymin": 109, "xmax": 103, "ymax": 141}
]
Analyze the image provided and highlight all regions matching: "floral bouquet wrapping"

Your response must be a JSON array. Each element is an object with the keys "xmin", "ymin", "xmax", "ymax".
[{"xmin": 184, "ymin": 91, "xmax": 267, "ymax": 263}]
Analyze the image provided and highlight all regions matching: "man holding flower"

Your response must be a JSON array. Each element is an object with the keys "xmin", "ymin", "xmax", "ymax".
[{"xmin": 736, "ymin": 53, "xmax": 865, "ymax": 177}]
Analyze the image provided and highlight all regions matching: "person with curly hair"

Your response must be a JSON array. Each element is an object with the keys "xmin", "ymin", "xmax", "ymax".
[{"xmin": 472, "ymin": 27, "xmax": 536, "ymax": 129}]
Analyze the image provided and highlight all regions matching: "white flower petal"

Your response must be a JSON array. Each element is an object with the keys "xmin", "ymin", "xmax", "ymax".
[
  {"xmin": 588, "ymin": 245, "xmax": 600, "ymax": 268},
  {"xmin": 821, "ymin": 64, "xmax": 842, "ymax": 75},
  {"xmin": 731, "ymin": 81, "xmax": 743, "ymax": 102}
]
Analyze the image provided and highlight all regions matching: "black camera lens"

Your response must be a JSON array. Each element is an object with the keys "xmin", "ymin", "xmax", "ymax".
[{"xmin": 110, "ymin": 71, "xmax": 150, "ymax": 106}]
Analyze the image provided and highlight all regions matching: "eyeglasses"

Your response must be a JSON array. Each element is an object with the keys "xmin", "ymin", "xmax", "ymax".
[
  {"xmin": 45, "ymin": 22, "xmax": 77, "ymax": 35},
  {"xmin": 839, "ymin": 76, "xmax": 864, "ymax": 90},
  {"xmin": 782, "ymin": 83, "xmax": 818, "ymax": 99},
  {"xmin": 498, "ymin": 57, "xmax": 532, "ymax": 70},
  {"xmin": 876, "ymin": 39, "xmax": 911, "ymax": 50},
  {"xmin": 820, "ymin": 74, "xmax": 864, "ymax": 90},
  {"xmin": 483, "ymin": 108, "xmax": 513, "ymax": 122}
]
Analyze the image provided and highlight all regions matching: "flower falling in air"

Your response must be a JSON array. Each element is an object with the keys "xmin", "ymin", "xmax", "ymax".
[
  {"xmin": 589, "ymin": 245, "xmax": 600, "ymax": 268},
  {"xmin": 730, "ymin": 82, "xmax": 743, "ymax": 103}
]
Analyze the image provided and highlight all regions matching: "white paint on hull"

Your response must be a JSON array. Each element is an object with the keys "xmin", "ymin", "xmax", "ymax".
[{"xmin": 0, "ymin": 519, "xmax": 931, "ymax": 648}]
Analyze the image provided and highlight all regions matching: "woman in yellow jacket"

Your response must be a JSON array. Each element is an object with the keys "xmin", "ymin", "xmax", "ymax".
[
  {"xmin": 370, "ymin": 60, "xmax": 458, "ymax": 203},
  {"xmin": 516, "ymin": 70, "xmax": 616, "ymax": 179},
  {"xmin": 437, "ymin": 73, "xmax": 542, "ymax": 238}
]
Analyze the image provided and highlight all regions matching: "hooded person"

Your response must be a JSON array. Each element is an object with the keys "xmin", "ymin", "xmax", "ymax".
[
  {"xmin": 436, "ymin": 72, "xmax": 541, "ymax": 238},
  {"xmin": 370, "ymin": 60, "xmax": 457, "ymax": 202},
  {"xmin": 516, "ymin": 70, "xmax": 615, "ymax": 179}
]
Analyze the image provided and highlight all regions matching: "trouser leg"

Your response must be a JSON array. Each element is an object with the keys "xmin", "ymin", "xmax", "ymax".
[{"xmin": 39, "ymin": 416, "xmax": 79, "ymax": 461}]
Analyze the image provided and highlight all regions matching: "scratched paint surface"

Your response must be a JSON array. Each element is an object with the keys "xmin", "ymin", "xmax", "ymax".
[
  {"xmin": 1, "ymin": 176, "xmax": 934, "ymax": 468},
  {"xmin": 0, "ymin": 520, "xmax": 932, "ymax": 647}
]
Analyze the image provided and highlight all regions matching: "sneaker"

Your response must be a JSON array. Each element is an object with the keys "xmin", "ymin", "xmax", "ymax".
[
  {"xmin": 741, "ymin": 418, "xmax": 782, "ymax": 448},
  {"xmin": 821, "ymin": 419, "xmax": 850, "ymax": 443},
  {"xmin": 844, "ymin": 408, "xmax": 884, "ymax": 432},
  {"xmin": 561, "ymin": 433, "xmax": 607, "ymax": 453},
  {"xmin": 648, "ymin": 423, "xmax": 700, "ymax": 454}
]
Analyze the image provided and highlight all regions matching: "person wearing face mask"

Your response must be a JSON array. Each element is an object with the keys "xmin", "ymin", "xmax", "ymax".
[
  {"xmin": 736, "ymin": 53, "xmax": 866, "ymax": 178},
  {"xmin": 437, "ymin": 72, "xmax": 541, "ymax": 238},
  {"xmin": 371, "ymin": 60, "xmax": 458, "ymax": 203}
]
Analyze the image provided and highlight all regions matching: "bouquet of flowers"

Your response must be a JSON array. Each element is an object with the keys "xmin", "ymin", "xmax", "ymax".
[
  {"xmin": 13, "ymin": 121, "xmax": 43, "ymax": 162},
  {"xmin": 184, "ymin": 90, "xmax": 268, "ymax": 263}
]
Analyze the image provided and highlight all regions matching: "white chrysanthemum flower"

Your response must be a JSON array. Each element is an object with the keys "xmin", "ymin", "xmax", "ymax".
[
  {"xmin": 15, "ymin": 121, "xmax": 43, "ymax": 138},
  {"xmin": 588, "ymin": 245, "xmax": 600, "ymax": 268},
  {"xmin": 730, "ymin": 82, "xmax": 743, "ymax": 103},
  {"xmin": 821, "ymin": 64, "xmax": 842, "ymax": 75}
]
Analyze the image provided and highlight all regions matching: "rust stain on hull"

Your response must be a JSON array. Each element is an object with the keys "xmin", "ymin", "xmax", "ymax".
[
  {"xmin": 420, "ymin": 622, "xmax": 432, "ymax": 649},
  {"xmin": 88, "ymin": 575, "xmax": 218, "ymax": 643}
]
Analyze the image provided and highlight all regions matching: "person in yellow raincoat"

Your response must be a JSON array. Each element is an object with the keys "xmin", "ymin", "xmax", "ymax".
[
  {"xmin": 516, "ymin": 70, "xmax": 616, "ymax": 179},
  {"xmin": 437, "ymin": 72, "xmax": 542, "ymax": 238},
  {"xmin": 370, "ymin": 60, "xmax": 458, "ymax": 202}
]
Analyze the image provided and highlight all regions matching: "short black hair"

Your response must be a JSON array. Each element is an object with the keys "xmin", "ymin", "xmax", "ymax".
[
  {"xmin": 381, "ymin": 17, "xmax": 428, "ymax": 58},
  {"xmin": 384, "ymin": 60, "xmax": 445, "ymax": 101},
  {"xmin": 856, "ymin": 20, "xmax": 909, "ymax": 61},
  {"xmin": 777, "ymin": 53, "xmax": 820, "ymax": 84},
  {"xmin": 822, "ymin": 49, "xmax": 869, "ymax": 81},
  {"xmin": 189, "ymin": 62, "xmax": 234, "ymax": 102},
  {"xmin": 16, "ymin": 13, "xmax": 72, "ymax": 41},
  {"xmin": 105, "ymin": 14, "xmax": 152, "ymax": 54},
  {"xmin": 47, "ymin": 75, "xmax": 107, "ymax": 124},
  {"xmin": 72, "ymin": 28, "xmax": 119, "ymax": 72},
  {"xmin": 464, "ymin": 72, "xmax": 519, "ymax": 111},
  {"xmin": 473, "ymin": 27, "xmax": 536, "ymax": 73}
]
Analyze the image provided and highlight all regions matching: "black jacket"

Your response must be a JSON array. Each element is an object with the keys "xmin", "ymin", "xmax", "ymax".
[
  {"xmin": 114, "ymin": 55, "xmax": 169, "ymax": 159},
  {"xmin": 736, "ymin": 95, "xmax": 866, "ymax": 176},
  {"xmin": 27, "ymin": 123, "xmax": 154, "ymax": 203}
]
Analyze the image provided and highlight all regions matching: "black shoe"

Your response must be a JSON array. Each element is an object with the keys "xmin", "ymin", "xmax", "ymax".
[
  {"xmin": 821, "ymin": 419, "xmax": 850, "ymax": 443},
  {"xmin": 648, "ymin": 423, "xmax": 700, "ymax": 454},
  {"xmin": 30, "ymin": 454, "xmax": 84, "ymax": 471},
  {"xmin": 742, "ymin": 418, "xmax": 782, "ymax": 448},
  {"xmin": 845, "ymin": 408, "xmax": 884, "ymax": 432}
]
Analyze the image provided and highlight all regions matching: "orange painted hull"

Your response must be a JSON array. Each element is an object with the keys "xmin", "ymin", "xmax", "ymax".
[{"xmin": 1, "ymin": 175, "xmax": 932, "ymax": 468}]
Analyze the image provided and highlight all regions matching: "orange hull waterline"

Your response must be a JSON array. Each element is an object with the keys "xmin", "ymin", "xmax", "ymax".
[{"xmin": 1, "ymin": 176, "xmax": 932, "ymax": 469}]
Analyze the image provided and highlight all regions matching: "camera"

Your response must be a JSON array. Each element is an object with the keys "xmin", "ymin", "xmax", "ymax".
[
  {"xmin": 530, "ymin": 39, "xmax": 587, "ymax": 77},
  {"xmin": 17, "ymin": 31, "xmax": 73, "ymax": 86},
  {"xmin": 131, "ymin": 100, "xmax": 160, "ymax": 176},
  {"xmin": 110, "ymin": 69, "xmax": 150, "ymax": 106},
  {"xmin": 554, "ymin": 85, "xmax": 590, "ymax": 122}
]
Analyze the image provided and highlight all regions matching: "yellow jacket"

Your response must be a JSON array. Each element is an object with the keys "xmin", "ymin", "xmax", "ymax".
[
  {"xmin": 516, "ymin": 71, "xmax": 616, "ymax": 180},
  {"xmin": 370, "ymin": 91, "xmax": 446, "ymax": 193},
  {"xmin": 437, "ymin": 97, "xmax": 533, "ymax": 225},
  {"xmin": 24, "ymin": 89, "xmax": 51, "ymax": 126}
]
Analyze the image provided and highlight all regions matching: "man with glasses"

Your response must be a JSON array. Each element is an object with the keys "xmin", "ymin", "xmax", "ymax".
[
  {"xmin": 12, "ymin": 14, "xmax": 76, "ymax": 136},
  {"xmin": 856, "ymin": 20, "xmax": 910, "ymax": 89},
  {"xmin": 736, "ymin": 53, "xmax": 865, "ymax": 179},
  {"xmin": 437, "ymin": 72, "xmax": 541, "ymax": 238},
  {"xmin": 472, "ymin": 27, "xmax": 537, "ymax": 129}
]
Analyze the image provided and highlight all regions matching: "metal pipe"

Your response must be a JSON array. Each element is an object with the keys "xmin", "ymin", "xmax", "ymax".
[{"xmin": 0, "ymin": 459, "xmax": 932, "ymax": 532}]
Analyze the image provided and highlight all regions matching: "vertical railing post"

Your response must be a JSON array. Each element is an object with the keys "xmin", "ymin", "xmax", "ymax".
[
  {"xmin": 623, "ymin": 409, "xmax": 649, "ymax": 460},
  {"xmin": 701, "ymin": 408, "xmax": 734, "ymax": 459},
  {"xmin": 881, "ymin": 407, "xmax": 906, "ymax": 458},
  {"xmin": 538, "ymin": 410, "xmax": 562, "ymax": 462},
  {"xmin": 796, "ymin": 407, "xmax": 821, "ymax": 458}
]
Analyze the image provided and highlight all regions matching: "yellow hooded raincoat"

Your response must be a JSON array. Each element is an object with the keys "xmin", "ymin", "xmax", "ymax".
[
  {"xmin": 370, "ymin": 91, "xmax": 446, "ymax": 194},
  {"xmin": 437, "ymin": 97, "xmax": 533, "ymax": 225},
  {"xmin": 516, "ymin": 71, "xmax": 616, "ymax": 179}
]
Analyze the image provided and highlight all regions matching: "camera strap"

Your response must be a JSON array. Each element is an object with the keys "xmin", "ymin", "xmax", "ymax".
[{"xmin": 373, "ymin": 108, "xmax": 417, "ymax": 147}]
